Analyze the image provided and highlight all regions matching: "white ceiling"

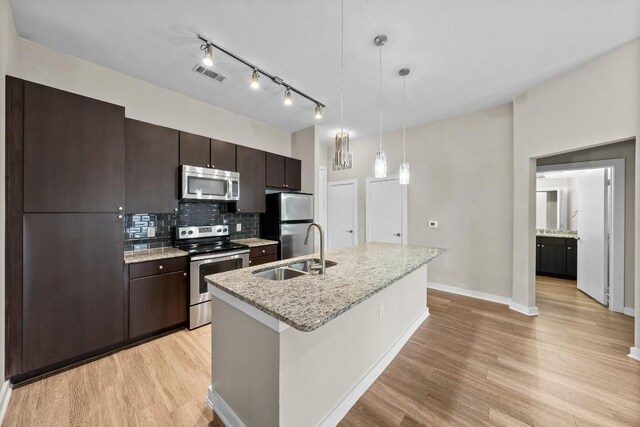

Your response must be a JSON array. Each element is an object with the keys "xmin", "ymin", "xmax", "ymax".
[{"xmin": 10, "ymin": 0, "xmax": 640, "ymax": 145}]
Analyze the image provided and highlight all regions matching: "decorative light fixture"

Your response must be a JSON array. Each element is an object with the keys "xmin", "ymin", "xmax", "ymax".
[
  {"xmin": 284, "ymin": 88, "xmax": 292, "ymax": 105},
  {"xmin": 315, "ymin": 104, "xmax": 323, "ymax": 119},
  {"xmin": 374, "ymin": 34, "xmax": 388, "ymax": 178},
  {"xmin": 197, "ymin": 34, "xmax": 324, "ymax": 119},
  {"xmin": 250, "ymin": 69, "xmax": 260, "ymax": 89},
  {"xmin": 202, "ymin": 43, "xmax": 214, "ymax": 67},
  {"xmin": 398, "ymin": 68, "xmax": 410, "ymax": 185},
  {"xmin": 333, "ymin": 0, "xmax": 352, "ymax": 169}
]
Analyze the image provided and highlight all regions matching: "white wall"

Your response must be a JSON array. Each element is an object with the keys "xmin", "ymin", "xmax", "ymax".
[
  {"xmin": 0, "ymin": 0, "xmax": 17, "ymax": 416},
  {"xmin": 512, "ymin": 38, "xmax": 640, "ymax": 348},
  {"xmin": 328, "ymin": 104, "xmax": 514, "ymax": 298},
  {"xmin": 7, "ymin": 38, "xmax": 291, "ymax": 156}
]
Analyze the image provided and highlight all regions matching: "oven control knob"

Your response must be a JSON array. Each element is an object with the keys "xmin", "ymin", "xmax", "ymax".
[
  {"xmin": 217, "ymin": 228, "xmax": 222, "ymax": 232},
  {"xmin": 188, "ymin": 230, "xmax": 193, "ymax": 235},
  {"xmin": 181, "ymin": 231, "xmax": 186, "ymax": 235}
]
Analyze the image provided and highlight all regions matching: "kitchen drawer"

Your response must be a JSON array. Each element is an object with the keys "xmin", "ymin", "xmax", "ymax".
[
  {"xmin": 538, "ymin": 237, "xmax": 567, "ymax": 246},
  {"xmin": 250, "ymin": 244, "xmax": 278, "ymax": 259},
  {"xmin": 129, "ymin": 256, "xmax": 188, "ymax": 279},
  {"xmin": 249, "ymin": 254, "xmax": 278, "ymax": 267}
]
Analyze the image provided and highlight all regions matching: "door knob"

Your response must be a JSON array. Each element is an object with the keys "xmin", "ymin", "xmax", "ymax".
[
  {"xmin": 394, "ymin": 233, "xmax": 401, "ymax": 237},
  {"xmin": 347, "ymin": 230, "xmax": 353, "ymax": 233}
]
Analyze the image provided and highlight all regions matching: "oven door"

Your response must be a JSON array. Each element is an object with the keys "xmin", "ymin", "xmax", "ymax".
[
  {"xmin": 190, "ymin": 250, "xmax": 249, "ymax": 305},
  {"xmin": 181, "ymin": 165, "xmax": 240, "ymax": 201}
]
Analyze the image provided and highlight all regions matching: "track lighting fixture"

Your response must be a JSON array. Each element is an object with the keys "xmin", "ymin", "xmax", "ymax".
[
  {"xmin": 284, "ymin": 88, "xmax": 292, "ymax": 105},
  {"xmin": 196, "ymin": 35, "xmax": 324, "ymax": 120},
  {"xmin": 202, "ymin": 44, "xmax": 214, "ymax": 67},
  {"xmin": 250, "ymin": 69, "xmax": 260, "ymax": 89}
]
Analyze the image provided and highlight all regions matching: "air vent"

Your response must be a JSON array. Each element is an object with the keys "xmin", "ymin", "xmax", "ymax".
[{"xmin": 192, "ymin": 64, "xmax": 226, "ymax": 82}]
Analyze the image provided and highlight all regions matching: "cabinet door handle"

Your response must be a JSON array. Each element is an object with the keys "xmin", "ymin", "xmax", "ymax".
[
  {"xmin": 262, "ymin": 249, "xmax": 266, "ymax": 253},
  {"xmin": 347, "ymin": 230, "xmax": 353, "ymax": 233},
  {"xmin": 568, "ymin": 247, "xmax": 572, "ymax": 250},
  {"xmin": 183, "ymin": 272, "xmax": 187, "ymax": 276},
  {"xmin": 159, "ymin": 265, "xmax": 163, "ymax": 270},
  {"xmin": 206, "ymin": 164, "xmax": 211, "ymax": 168},
  {"xmin": 117, "ymin": 214, "xmax": 123, "ymax": 220},
  {"xmin": 249, "ymin": 260, "xmax": 252, "ymax": 265},
  {"xmin": 174, "ymin": 208, "xmax": 178, "ymax": 212},
  {"xmin": 541, "ymin": 245, "xmax": 544, "ymax": 248},
  {"xmin": 117, "ymin": 206, "xmax": 123, "ymax": 211},
  {"xmin": 394, "ymin": 233, "xmax": 401, "ymax": 237}
]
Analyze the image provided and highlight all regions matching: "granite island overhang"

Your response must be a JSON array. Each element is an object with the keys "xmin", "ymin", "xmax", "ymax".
[{"xmin": 205, "ymin": 242, "xmax": 445, "ymax": 426}]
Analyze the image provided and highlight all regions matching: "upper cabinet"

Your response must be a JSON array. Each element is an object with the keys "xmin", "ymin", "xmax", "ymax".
[
  {"xmin": 285, "ymin": 157, "xmax": 302, "ymax": 191},
  {"xmin": 236, "ymin": 146, "xmax": 266, "ymax": 213},
  {"xmin": 125, "ymin": 119, "xmax": 180, "ymax": 214},
  {"xmin": 23, "ymin": 81, "xmax": 125, "ymax": 213},
  {"xmin": 265, "ymin": 153, "xmax": 302, "ymax": 191},
  {"xmin": 179, "ymin": 133, "xmax": 236, "ymax": 172},
  {"xmin": 179, "ymin": 131, "xmax": 210, "ymax": 168},
  {"xmin": 211, "ymin": 139, "xmax": 237, "ymax": 172}
]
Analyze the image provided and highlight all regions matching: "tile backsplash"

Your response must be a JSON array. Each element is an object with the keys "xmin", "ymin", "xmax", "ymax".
[{"xmin": 124, "ymin": 201, "xmax": 259, "ymax": 251}]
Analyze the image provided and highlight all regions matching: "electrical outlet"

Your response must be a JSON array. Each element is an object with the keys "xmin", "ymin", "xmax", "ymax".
[
  {"xmin": 428, "ymin": 220, "xmax": 439, "ymax": 228},
  {"xmin": 379, "ymin": 305, "xmax": 384, "ymax": 320},
  {"xmin": 236, "ymin": 223, "xmax": 242, "ymax": 232}
]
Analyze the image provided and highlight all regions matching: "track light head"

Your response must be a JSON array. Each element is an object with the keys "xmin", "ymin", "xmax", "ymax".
[
  {"xmin": 250, "ymin": 69, "xmax": 260, "ymax": 89},
  {"xmin": 284, "ymin": 88, "xmax": 292, "ymax": 106},
  {"xmin": 315, "ymin": 104, "xmax": 323, "ymax": 119},
  {"xmin": 202, "ymin": 44, "xmax": 214, "ymax": 67}
]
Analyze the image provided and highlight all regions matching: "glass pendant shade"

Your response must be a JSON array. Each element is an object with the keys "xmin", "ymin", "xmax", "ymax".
[
  {"xmin": 374, "ymin": 150, "xmax": 387, "ymax": 178},
  {"xmin": 334, "ymin": 131, "xmax": 350, "ymax": 168},
  {"xmin": 399, "ymin": 162, "xmax": 410, "ymax": 185}
]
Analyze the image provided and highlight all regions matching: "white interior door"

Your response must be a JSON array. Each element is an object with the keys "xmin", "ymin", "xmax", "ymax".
[
  {"xmin": 328, "ymin": 181, "xmax": 357, "ymax": 251},
  {"xmin": 576, "ymin": 168, "xmax": 608, "ymax": 305},
  {"xmin": 367, "ymin": 178, "xmax": 404, "ymax": 244},
  {"xmin": 317, "ymin": 167, "xmax": 327, "ymax": 252}
]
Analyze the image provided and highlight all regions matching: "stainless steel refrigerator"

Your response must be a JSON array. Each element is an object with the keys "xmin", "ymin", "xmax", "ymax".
[{"xmin": 260, "ymin": 192, "xmax": 314, "ymax": 260}]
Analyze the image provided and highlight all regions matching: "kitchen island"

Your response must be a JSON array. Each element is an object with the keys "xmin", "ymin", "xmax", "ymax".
[{"xmin": 205, "ymin": 242, "xmax": 444, "ymax": 426}]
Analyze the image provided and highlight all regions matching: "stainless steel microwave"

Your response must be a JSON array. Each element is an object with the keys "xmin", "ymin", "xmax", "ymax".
[{"xmin": 181, "ymin": 165, "xmax": 240, "ymax": 201}]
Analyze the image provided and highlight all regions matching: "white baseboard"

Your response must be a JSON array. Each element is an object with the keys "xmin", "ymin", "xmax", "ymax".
[
  {"xmin": 623, "ymin": 307, "xmax": 635, "ymax": 317},
  {"xmin": 0, "ymin": 380, "xmax": 12, "ymax": 425},
  {"xmin": 427, "ymin": 282, "xmax": 511, "ymax": 305},
  {"xmin": 508, "ymin": 301, "xmax": 540, "ymax": 316},
  {"xmin": 629, "ymin": 347, "xmax": 640, "ymax": 362},
  {"xmin": 207, "ymin": 385, "xmax": 246, "ymax": 427},
  {"xmin": 318, "ymin": 308, "xmax": 430, "ymax": 427}
]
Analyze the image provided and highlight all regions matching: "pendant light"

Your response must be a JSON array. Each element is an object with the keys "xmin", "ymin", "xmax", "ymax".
[
  {"xmin": 398, "ymin": 68, "xmax": 410, "ymax": 185},
  {"xmin": 374, "ymin": 35, "xmax": 388, "ymax": 178},
  {"xmin": 333, "ymin": 0, "xmax": 351, "ymax": 168}
]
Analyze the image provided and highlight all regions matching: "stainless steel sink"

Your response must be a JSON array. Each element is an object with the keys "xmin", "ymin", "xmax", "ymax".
[
  {"xmin": 253, "ymin": 267, "xmax": 307, "ymax": 281},
  {"xmin": 252, "ymin": 258, "xmax": 337, "ymax": 281},
  {"xmin": 288, "ymin": 259, "xmax": 337, "ymax": 273}
]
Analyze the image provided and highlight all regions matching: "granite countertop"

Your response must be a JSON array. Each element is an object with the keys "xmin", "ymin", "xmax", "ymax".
[
  {"xmin": 206, "ymin": 242, "xmax": 445, "ymax": 332},
  {"xmin": 232, "ymin": 238, "xmax": 279, "ymax": 248},
  {"xmin": 536, "ymin": 230, "xmax": 579, "ymax": 239},
  {"xmin": 124, "ymin": 247, "xmax": 188, "ymax": 264}
]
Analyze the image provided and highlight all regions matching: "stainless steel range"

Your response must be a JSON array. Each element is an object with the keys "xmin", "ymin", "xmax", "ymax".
[{"xmin": 175, "ymin": 225, "xmax": 249, "ymax": 329}]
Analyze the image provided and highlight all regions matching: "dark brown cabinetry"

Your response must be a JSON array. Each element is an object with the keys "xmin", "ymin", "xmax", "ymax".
[
  {"xmin": 125, "ymin": 119, "xmax": 180, "ymax": 214},
  {"xmin": 179, "ymin": 131, "xmax": 210, "ymax": 168},
  {"xmin": 128, "ymin": 258, "xmax": 188, "ymax": 339},
  {"xmin": 211, "ymin": 139, "xmax": 237, "ymax": 172},
  {"xmin": 179, "ymin": 132, "xmax": 237, "ymax": 172},
  {"xmin": 536, "ymin": 237, "xmax": 577, "ymax": 279},
  {"xmin": 23, "ymin": 81, "xmax": 125, "ymax": 213},
  {"xmin": 236, "ymin": 146, "xmax": 266, "ymax": 213},
  {"xmin": 248, "ymin": 244, "xmax": 279, "ymax": 267},
  {"xmin": 22, "ymin": 213, "xmax": 125, "ymax": 374},
  {"xmin": 265, "ymin": 154, "xmax": 302, "ymax": 191}
]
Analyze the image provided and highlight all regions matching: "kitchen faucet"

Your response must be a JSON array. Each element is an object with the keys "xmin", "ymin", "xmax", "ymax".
[{"xmin": 304, "ymin": 222, "xmax": 325, "ymax": 274}]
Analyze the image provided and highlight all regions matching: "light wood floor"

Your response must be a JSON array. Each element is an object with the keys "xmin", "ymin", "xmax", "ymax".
[{"xmin": 4, "ymin": 277, "xmax": 638, "ymax": 426}]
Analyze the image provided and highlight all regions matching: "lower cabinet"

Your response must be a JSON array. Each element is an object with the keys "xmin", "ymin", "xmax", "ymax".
[
  {"xmin": 249, "ymin": 244, "xmax": 279, "ymax": 266},
  {"xmin": 536, "ymin": 237, "xmax": 577, "ymax": 279},
  {"xmin": 128, "ymin": 258, "xmax": 188, "ymax": 339}
]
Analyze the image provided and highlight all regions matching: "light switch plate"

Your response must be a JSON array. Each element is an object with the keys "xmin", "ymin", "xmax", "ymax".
[
  {"xmin": 428, "ymin": 220, "xmax": 438, "ymax": 228},
  {"xmin": 236, "ymin": 223, "xmax": 242, "ymax": 232}
]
